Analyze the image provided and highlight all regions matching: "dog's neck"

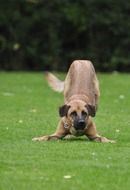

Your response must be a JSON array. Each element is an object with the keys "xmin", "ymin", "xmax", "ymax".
[
  {"xmin": 62, "ymin": 117, "xmax": 73, "ymax": 130},
  {"xmin": 65, "ymin": 94, "xmax": 89, "ymax": 104}
]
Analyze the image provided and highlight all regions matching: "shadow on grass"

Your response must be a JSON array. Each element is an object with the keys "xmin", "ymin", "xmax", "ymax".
[{"xmin": 62, "ymin": 136, "xmax": 90, "ymax": 142}]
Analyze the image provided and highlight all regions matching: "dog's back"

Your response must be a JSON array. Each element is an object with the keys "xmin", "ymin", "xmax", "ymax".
[
  {"xmin": 64, "ymin": 60, "xmax": 99, "ymax": 105},
  {"xmin": 46, "ymin": 60, "xmax": 100, "ymax": 107}
]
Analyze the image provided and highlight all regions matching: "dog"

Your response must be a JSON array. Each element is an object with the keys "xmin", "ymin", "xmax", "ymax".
[{"xmin": 32, "ymin": 60, "xmax": 114, "ymax": 143}]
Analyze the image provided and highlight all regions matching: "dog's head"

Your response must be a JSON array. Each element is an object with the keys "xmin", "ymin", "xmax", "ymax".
[{"xmin": 59, "ymin": 100, "xmax": 96, "ymax": 133}]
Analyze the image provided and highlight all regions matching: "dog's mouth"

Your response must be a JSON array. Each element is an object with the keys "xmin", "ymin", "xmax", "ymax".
[
  {"xmin": 76, "ymin": 129, "xmax": 85, "ymax": 136},
  {"xmin": 70, "ymin": 127, "xmax": 86, "ymax": 136},
  {"xmin": 69, "ymin": 119, "xmax": 87, "ymax": 136}
]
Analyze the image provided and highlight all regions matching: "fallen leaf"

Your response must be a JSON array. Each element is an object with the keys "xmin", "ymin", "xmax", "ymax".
[
  {"xmin": 18, "ymin": 120, "xmax": 23, "ymax": 123},
  {"xmin": 64, "ymin": 175, "xmax": 72, "ymax": 179}
]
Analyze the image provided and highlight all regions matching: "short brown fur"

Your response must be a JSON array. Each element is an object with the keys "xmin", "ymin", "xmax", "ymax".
[{"xmin": 33, "ymin": 60, "xmax": 114, "ymax": 143}]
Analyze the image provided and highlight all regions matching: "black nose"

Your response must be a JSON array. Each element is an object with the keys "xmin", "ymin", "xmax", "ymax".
[
  {"xmin": 75, "ymin": 120, "xmax": 86, "ymax": 130},
  {"xmin": 78, "ymin": 120, "xmax": 85, "ymax": 126}
]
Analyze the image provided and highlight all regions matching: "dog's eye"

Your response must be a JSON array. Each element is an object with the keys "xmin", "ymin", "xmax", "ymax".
[
  {"xmin": 82, "ymin": 111, "xmax": 87, "ymax": 117},
  {"xmin": 70, "ymin": 111, "xmax": 77, "ymax": 117}
]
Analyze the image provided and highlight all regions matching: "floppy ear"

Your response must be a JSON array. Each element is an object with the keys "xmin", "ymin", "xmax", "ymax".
[
  {"xmin": 59, "ymin": 105, "xmax": 70, "ymax": 117},
  {"xmin": 86, "ymin": 104, "xmax": 96, "ymax": 117}
]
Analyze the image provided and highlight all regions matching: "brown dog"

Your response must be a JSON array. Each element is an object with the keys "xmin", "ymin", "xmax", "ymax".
[{"xmin": 33, "ymin": 60, "xmax": 114, "ymax": 143}]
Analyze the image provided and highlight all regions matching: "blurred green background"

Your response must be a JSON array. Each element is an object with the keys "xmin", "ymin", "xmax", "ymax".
[{"xmin": 0, "ymin": 0, "xmax": 130, "ymax": 72}]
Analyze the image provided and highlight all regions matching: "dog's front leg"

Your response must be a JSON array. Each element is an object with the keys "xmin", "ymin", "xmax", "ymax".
[
  {"xmin": 32, "ymin": 120, "xmax": 68, "ymax": 141},
  {"xmin": 85, "ymin": 118, "xmax": 115, "ymax": 143}
]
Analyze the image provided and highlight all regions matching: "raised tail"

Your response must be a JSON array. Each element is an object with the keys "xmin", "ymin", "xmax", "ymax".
[{"xmin": 45, "ymin": 72, "xmax": 64, "ymax": 92}]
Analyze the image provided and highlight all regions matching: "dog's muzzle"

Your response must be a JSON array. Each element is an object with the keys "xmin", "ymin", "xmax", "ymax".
[{"xmin": 74, "ymin": 119, "xmax": 86, "ymax": 130}]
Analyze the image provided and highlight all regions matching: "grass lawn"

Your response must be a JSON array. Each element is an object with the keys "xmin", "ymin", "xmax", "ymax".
[{"xmin": 0, "ymin": 72, "xmax": 130, "ymax": 190}]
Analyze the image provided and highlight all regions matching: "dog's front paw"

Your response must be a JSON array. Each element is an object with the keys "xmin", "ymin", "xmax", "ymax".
[
  {"xmin": 94, "ymin": 136, "xmax": 116, "ymax": 143},
  {"xmin": 32, "ymin": 135, "xmax": 50, "ymax": 141},
  {"xmin": 32, "ymin": 135, "xmax": 61, "ymax": 142}
]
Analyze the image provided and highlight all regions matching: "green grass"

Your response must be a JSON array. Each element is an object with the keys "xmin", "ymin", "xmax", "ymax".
[{"xmin": 0, "ymin": 72, "xmax": 130, "ymax": 190}]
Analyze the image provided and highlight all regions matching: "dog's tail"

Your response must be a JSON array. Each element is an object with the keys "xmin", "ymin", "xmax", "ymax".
[{"xmin": 45, "ymin": 72, "xmax": 64, "ymax": 92}]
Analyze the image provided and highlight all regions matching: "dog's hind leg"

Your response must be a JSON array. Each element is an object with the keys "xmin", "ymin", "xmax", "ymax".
[{"xmin": 93, "ymin": 75, "xmax": 100, "ymax": 110}]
